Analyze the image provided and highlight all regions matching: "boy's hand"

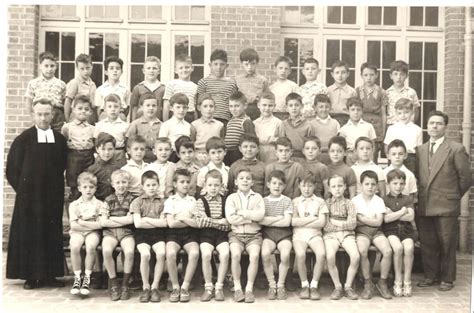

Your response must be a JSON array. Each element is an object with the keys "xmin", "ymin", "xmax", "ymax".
[
  {"xmin": 218, "ymin": 218, "xmax": 229, "ymax": 225},
  {"xmin": 400, "ymin": 206, "xmax": 408, "ymax": 215}
]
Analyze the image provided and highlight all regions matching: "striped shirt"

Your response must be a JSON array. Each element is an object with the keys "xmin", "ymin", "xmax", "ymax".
[
  {"xmin": 197, "ymin": 76, "xmax": 238, "ymax": 121},
  {"xmin": 194, "ymin": 194, "xmax": 230, "ymax": 231},
  {"xmin": 224, "ymin": 115, "xmax": 255, "ymax": 149},
  {"xmin": 263, "ymin": 195, "xmax": 293, "ymax": 217},
  {"xmin": 163, "ymin": 79, "xmax": 198, "ymax": 112},
  {"xmin": 102, "ymin": 192, "xmax": 135, "ymax": 218},
  {"xmin": 324, "ymin": 197, "xmax": 357, "ymax": 233}
]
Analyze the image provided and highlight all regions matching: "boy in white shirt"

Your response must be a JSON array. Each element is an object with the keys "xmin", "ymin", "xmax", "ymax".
[
  {"xmin": 351, "ymin": 137, "xmax": 386, "ymax": 196},
  {"xmin": 269, "ymin": 56, "xmax": 298, "ymax": 120}
]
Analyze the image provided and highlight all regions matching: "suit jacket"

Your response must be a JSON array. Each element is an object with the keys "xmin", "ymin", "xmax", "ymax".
[{"xmin": 415, "ymin": 139, "xmax": 471, "ymax": 216}]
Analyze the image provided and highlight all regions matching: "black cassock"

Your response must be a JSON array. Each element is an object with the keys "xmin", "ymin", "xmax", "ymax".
[{"xmin": 6, "ymin": 126, "xmax": 67, "ymax": 280}]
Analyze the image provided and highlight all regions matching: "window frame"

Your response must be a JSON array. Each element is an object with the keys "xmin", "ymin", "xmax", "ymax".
[{"xmin": 365, "ymin": 6, "xmax": 401, "ymax": 30}]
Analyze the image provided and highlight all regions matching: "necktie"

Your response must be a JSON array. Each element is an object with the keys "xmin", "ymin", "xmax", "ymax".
[{"xmin": 428, "ymin": 142, "xmax": 436, "ymax": 170}]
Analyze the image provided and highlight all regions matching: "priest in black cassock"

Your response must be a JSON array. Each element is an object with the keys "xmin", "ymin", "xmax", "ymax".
[{"xmin": 6, "ymin": 98, "xmax": 68, "ymax": 289}]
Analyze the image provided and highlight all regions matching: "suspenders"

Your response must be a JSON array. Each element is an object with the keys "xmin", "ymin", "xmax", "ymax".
[{"xmin": 200, "ymin": 195, "xmax": 226, "ymax": 218}]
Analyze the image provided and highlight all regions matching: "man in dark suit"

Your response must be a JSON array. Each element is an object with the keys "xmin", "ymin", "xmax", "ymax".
[{"xmin": 415, "ymin": 110, "xmax": 471, "ymax": 291}]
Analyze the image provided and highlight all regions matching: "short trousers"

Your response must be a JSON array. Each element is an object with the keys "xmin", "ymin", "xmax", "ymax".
[
  {"xmin": 135, "ymin": 228, "xmax": 166, "ymax": 246},
  {"xmin": 293, "ymin": 230, "xmax": 323, "ymax": 244},
  {"xmin": 199, "ymin": 228, "xmax": 228, "ymax": 247},
  {"xmin": 103, "ymin": 227, "xmax": 134, "ymax": 242},
  {"xmin": 262, "ymin": 227, "xmax": 292, "ymax": 244},
  {"xmin": 383, "ymin": 222, "xmax": 415, "ymax": 242},
  {"xmin": 356, "ymin": 225, "xmax": 384, "ymax": 241},
  {"xmin": 166, "ymin": 227, "xmax": 199, "ymax": 247},
  {"xmin": 323, "ymin": 231, "xmax": 356, "ymax": 246},
  {"xmin": 228, "ymin": 232, "xmax": 262, "ymax": 249},
  {"xmin": 70, "ymin": 230, "xmax": 101, "ymax": 240}
]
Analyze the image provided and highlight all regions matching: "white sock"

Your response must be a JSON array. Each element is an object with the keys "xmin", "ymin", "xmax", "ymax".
[
  {"xmin": 74, "ymin": 270, "xmax": 81, "ymax": 277},
  {"xmin": 310, "ymin": 280, "xmax": 318, "ymax": 288},
  {"xmin": 301, "ymin": 280, "xmax": 309, "ymax": 288},
  {"xmin": 234, "ymin": 280, "xmax": 242, "ymax": 291},
  {"xmin": 181, "ymin": 282, "xmax": 190, "ymax": 290},
  {"xmin": 84, "ymin": 269, "xmax": 92, "ymax": 277}
]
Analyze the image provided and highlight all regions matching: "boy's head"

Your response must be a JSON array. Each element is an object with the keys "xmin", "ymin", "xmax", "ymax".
[
  {"xmin": 77, "ymin": 172, "xmax": 97, "ymax": 198},
  {"xmin": 175, "ymin": 135, "xmax": 195, "ymax": 164},
  {"xmin": 301, "ymin": 58, "xmax": 320, "ymax": 82},
  {"xmin": 286, "ymin": 92, "xmax": 303, "ymax": 118},
  {"xmin": 197, "ymin": 93, "xmax": 215, "ymax": 119},
  {"xmin": 39, "ymin": 51, "xmax": 57, "ymax": 79},
  {"xmin": 235, "ymin": 168, "xmax": 253, "ymax": 193},
  {"xmin": 331, "ymin": 60, "xmax": 350, "ymax": 85},
  {"xmin": 386, "ymin": 139, "xmax": 407, "ymax": 167},
  {"xmin": 229, "ymin": 91, "xmax": 247, "ymax": 118},
  {"xmin": 303, "ymin": 136, "xmax": 321, "ymax": 161},
  {"xmin": 141, "ymin": 170, "xmax": 160, "ymax": 196},
  {"xmin": 328, "ymin": 175, "xmax": 346, "ymax": 199},
  {"xmin": 209, "ymin": 49, "xmax": 228, "ymax": 78},
  {"xmin": 173, "ymin": 168, "xmax": 191, "ymax": 195},
  {"xmin": 140, "ymin": 93, "xmax": 158, "ymax": 119},
  {"xmin": 103, "ymin": 93, "xmax": 121, "ymax": 120},
  {"xmin": 394, "ymin": 98, "xmax": 414, "ymax": 123},
  {"xmin": 95, "ymin": 132, "xmax": 116, "ymax": 162},
  {"xmin": 126, "ymin": 135, "xmax": 147, "ymax": 162},
  {"xmin": 240, "ymin": 48, "xmax": 259, "ymax": 76},
  {"xmin": 328, "ymin": 136, "xmax": 347, "ymax": 164},
  {"xmin": 169, "ymin": 93, "xmax": 189, "ymax": 120},
  {"xmin": 274, "ymin": 56, "xmax": 292, "ymax": 80},
  {"xmin": 360, "ymin": 170, "xmax": 378, "ymax": 196},
  {"xmin": 204, "ymin": 169, "xmax": 223, "ymax": 197},
  {"xmin": 386, "ymin": 169, "xmax": 406, "ymax": 196},
  {"xmin": 314, "ymin": 93, "xmax": 331, "ymax": 119},
  {"xmin": 75, "ymin": 54, "xmax": 93, "ymax": 80},
  {"xmin": 205, "ymin": 136, "xmax": 226, "ymax": 165},
  {"xmin": 153, "ymin": 137, "xmax": 173, "ymax": 163},
  {"xmin": 346, "ymin": 97, "xmax": 363, "ymax": 122},
  {"xmin": 175, "ymin": 54, "xmax": 193, "ymax": 80},
  {"xmin": 390, "ymin": 60, "xmax": 409, "ymax": 87},
  {"xmin": 274, "ymin": 137, "xmax": 292, "ymax": 163},
  {"xmin": 299, "ymin": 174, "xmax": 316, "ymax": 198},
  {"xmin": 110, "ymin": 169, "xmax": 131, "ymax": 195},
  {"xmin": 143, "ymin": 56, "xmax": 160, "ymax": 81},
  {"xmin": 72, "ymin": 95, "xmax": 92, "ymax": 122},
  {"xmin": 257, "ymin": 91, "xmax": 276, "ymax": 118},
  {"xmin": 354, "ymin": 137, "xmax": 374, "ymax": 162},
  {"xmin": 104, "ymin": 56, "xmax": 124, "ymax": 81},
  {"xmin": 239, "ymin": 134, "xmax": 259, "ymax": 160},
  {"xmin": 266, "ymin": 170, "xmax": 286, "ymax": 196},
  {"xmin": 360, "ymin": 62, "xmax": 378, "ymax": 86}
]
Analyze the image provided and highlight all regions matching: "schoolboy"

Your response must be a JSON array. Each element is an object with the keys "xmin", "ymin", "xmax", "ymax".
[
  {"xmin": 339, "ymin": 97, "xmax": 377, "ymax": 164},
  {"xmin": 327, "ymin": 60, "xmax": 357, "ymax": 127},
  {"xmin": 297, "ymin": 58, "xmax": 328, "ymax": 119},
  {"xmin": 164, "ymin": 168, "xmax": 200, "ymax": 302},
  {"xmin": 253, "ymin": 91, "xmax": 284, "ymax": 163},
  {"xmin": 197, "ymin": 136, "xmax": 230, "ymax": 196},
  {"xmin": 323, "ymin": 175, "xmax": 359, "ymax": 300},
  {"xmin": 159, "ymin": 93, "xmax": 196, "ymax": 162},
  {"xmin": 163, "ymin": 54, "xmax": 197, "ymax": 122},
  {"xmin": 383, "ymin": 140, "xmax": 417, "ymax": 199},
  {"xmin": 62, "ymin": 95, "xmax": 95, "ymax": 200},
  {"xmin": 383, "ymin": 98, "xmax": 422, "ymax": 173},
  {"xmin": 352, "ymin": 170, "xmax": 393, "ymax": 300},
  {"xmin": 121, "ymin": 135, "xmax": 148, "ymax": 197},
  {"xmin": 25, "ymin": 51, "xmax": 66, "ymax": 132},
  {"xmin": 310, "ymin": 94, "xmax": 340, "ymax": 165},
  {"xmin": 264, "ymin": 137, "xmax": 305, "ymax": 199},
  {"xmin": 228, "ymin": 134, "xmax": 266, "ymax": 196},
  {"xmin": 260, "ymin": 170, "xmax": 293, "ymax": 300},
  {"xmin": 145, "ymin": 137, "xmax": 176, "ymax": 199},
  {"xmin": 126, "ymin": 92, "xmax": 162, "ymax": 163},
  {"xmin": 197, "ymin": 49, "xmax": 238, "ymax": 125},
  {"xmin": 224, "ymin": 91, "xmax": 257, "ymax": 165},
  {"xmin": 301, "ymin": 136, "xmax": 330, "ymax": 198},
  {"xmin": 95, "ymin": 56, "xmax": 130, "ymax": 121},
  {"xmin": 282, "ymin": 92, "xmax": 315, "ymax": 162},
  {"xmin": 131, "ymin": 171, "xmax": 168, "ymax": 303},
  {"xmin": 68, "ymin": 172, "xmax": 104, "ymax": 296},
  {"xmin": 235, "ymin": 48, "xmax": 270, "ymax": 121},
  {"xmin": 269, "ymin": 56, "xmax": 298, "ymax": 120},
  {"xmin": 326, "ymin": 136, "xmax": 357, "ymax": 199},
  {"xmin": 94, "ymin": 93, "xmax": 130, "ymax": 165},
  {"xmin": 194, "ymin": 170, "xmax": 231, "ymax": 301},
  {"xmin": 356, "ymin": 63, "xmax": 388, "ymax": 160},
  {"xmin": 130, "ymin": 56, "xmax": 165, "ymax": 122},
  {"xmin": 65, "ymin": 54, "xmax": 97, "ymax": 124},
  {"xmin": 383, "ymin": 169, "xmax": 416, "ymax": 297},
  {"xmin": 169, "ymin": 135, "xmax": 200, "ymax": 197},
  {"xmin": 87, "ymin": 132, "xmax": 124, "ymax": 200},
  {"xmin": 351, "ymin": 137, "xmax": 386, "ymax": 196},
  {"xmin": 225, "ymin": 168, "xmax": 265, "ymax": 303},
  {"xmin": 386, "ymin": 60, "xmax": 420, "ymax": 126},
  {"xmin": 100, "ymin": 170, "xmax": 136, "ymax": 301},
  {"xmin": 291, "ymin": 175, "xmax": 328, "ymax": 300}
]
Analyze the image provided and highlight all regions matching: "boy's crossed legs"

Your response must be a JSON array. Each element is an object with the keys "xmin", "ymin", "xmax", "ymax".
[
  {"xmin": 70, "ymin": 232, "xmax": 100, "ymax": 296},
  {"xmin": 261, "ymin": 238, "xmax": 292, "ymax": 300},
  {"xmin": 200, "ymin": 241, "xmax": 230, "ymax": 301}
]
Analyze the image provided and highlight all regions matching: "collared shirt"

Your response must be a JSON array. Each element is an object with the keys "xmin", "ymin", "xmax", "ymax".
[
  {"xmin": 163, "ymin": 193, "xmax": 196, "ymax": 217},
  {"xmin": 269, "ymin": 79, "xmax": 299, "ymax": 113},
  {"xmin": 95, "ymin": 80, "xmax": 130, "ymax": 110},
  {"xmin": 197, "ymin": 76, "xmax": 238, "ymax": 121},
  {"xmin": 382, "ymin": 193, "xmax": 414, "ymax": 230},
  {"xmin": 282, "ymin": 116, "xmax": 315, "ymax": 152},
  {"xmin": 339, "ymin": 119, "xmax": 377, "ymax": 150},
  {"xmin": 130, "ymin": 194, "xmax": 164, "ymax": 218},
  {"xmin": 69, "ymin": 196, "xmax": 106, "ymax": 222},
  {"xmin": 292, "ymin": 195, "xmax": 329, "ymax": 237},
  {"xmin": 163, "ymin": 79, "xmax": 197, "ymax": 112},
  {"xmin": 174, "ymin": 160, "xmax": 200, "ymax": 196},
  {"xmin": 197, "ymin": 162, "xmax": 230, "ymax": 195},
  {"xmin": 129, "ymin": 81, "xmax": 166, "ymax": 115},
  {"xmin": 194, "ymin": 193, "xmax": 230, "ymax": 231},
  {"xmin": 351, "ymin": 193, "xmax": 386, "ymax": 218},
  {"xmin": 235, "ymin": 72, "xmax": 270, "ymax": 104},
  {"xmin": 324, "ymin": 197, "xmax": 357, "ymax": 233},
  {"xmin": 429, "ymin": 136, "xmax": 445, "ymax": 155},
  {"xmin": 145, "ymin": 161, "xmax": 176, "ymax": 199},
  {"xmin": 191, "ymin": 117, "xmax": 224, "ymax": 151},
  {"xmin": 36, "ymin": 126, "xmax": 55, "ymax": 143},
  {"xmin": 87, "ymin": 158, "xmax": 122, "ymax": 200},
  {"xmin": 383, "ymin": 164, "xmax": 417, "ymax": 195},
  {"xmin": 159, "ymin": 116, "xmax": 195, "ymax": 150},
  {"xmin": 25, "ymin": 75, "xmax": 66, "ymax": 108},
  {"xmin": 225, "ymin": 190, "xmax": 265, "ymax": 234},
  {"xmin": 297, "ymin": 81, "xmax": 328, "ymax": 118},
  {"xmin": 253, "ymin": 116, "xmax": 284, "ymax": 145},
  {"xmin": 385, "ymin": 85, "xmax": 420, "ymax": 125},
  {"xmin": 351, "ymin": 161, "xmax": 386, "ymax": 194},
  {"xmin": 126, "ymin": 117, "xmax": 162, "ymax": 149},
  {"xmin": 229, "ymin": 158, "xmax": 266, "ymax": 195},
  {"xmin": 94, "ymin": 118, "xmax": 130, "ymax": 148},
  {"xmin": 61, "ymin": 119, "xmax": 95, "ymax": 150},
  {"xmin": 66, "ymin": 76, "xmax": 97, "ymax": 106},
  {"xmin": 263, "ymin": 195, "xmax": 293, "ymax": 217},
  {"xmin": 384, "ymin": 121, "xmax": 423, "ymax": 153},
  {"xmin": 301, "ymin": 160, "xmax": 329, "ymax": 197},
  {"xmin": 102, "ymin": 192, "xmax": 135, "ymax": 218},
  {"xmin": 121, "ymin": 159, "xmax": 148, "ymax": 196},
  {"xmin": 328, "ymin": 83, "xmax": 357, "ymax": 114}
]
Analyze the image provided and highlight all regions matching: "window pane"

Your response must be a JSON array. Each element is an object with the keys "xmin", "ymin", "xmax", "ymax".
[
  {"xmin": 424, "ymin": 42, "xmax": 438, "ymax": 70},
  {"xmin": 45, "ymin": 32, "xmax": 59, "ymax": 57},
  {"xmin": 148, "ymin": 6, "xmax": 162, "ymax": 19},
  {"xmin": 341, "ymin": 40, "xmax": 355, "ymax": 67},
  {"xmin": 88, "ymin": 6, "xmax": 103, "ymax": 18},
  {"xmin": 191, "ymin": 66, "xmax": 204, "ymax": 84},
  {"xmin": 284, "ymin": 38, "xmax": 298, "ymax": 66},
  {"xmin": 105, "ymin": 33, "xmax": 119, "ymax": 58},
  {"xmin": 284, "ymin": 6, "xmax": 299, "ymax": 24},
  {"xmin": 422, "ymin": 101, "xmax": 436, "ymax": 129},
  {"xmin": 131, "ymin": 34, "xmax": 146, "ymax": 63},
  {"xmin": 383, "ymin": 7, "xmax": 397, "ymax": 25},
  {"xmin": 61, "ymin": 63, "xmax": 75, "ymax": 83},
  {"xmin": 299, "ymin": 38, "xmax": 314, "ymax": 66},
  {"xmin": 382, "ymin": 41, "xmax": 396, "ymax": 68},
  {"xmin": 410, "ymin": 7, "xmax": 423, "ymax": 26},
  {"xmin": 382, "ymin": 71, "xmax": 391, "ymax": 89},
  {"xmin": 288, "ymin": 68, "xmax": 298, "ymax": 84},
  {"xmin": 367, "ymin": 41, "xmax": 381, "ymax": 67},
  {"xmin": 301, "ymin": 6, "xmax": 314, "ymax": 23},
  {"xmin": 105, "ymin": 6, "xmax": 120, "ymax": 18},
  {"xmin": 42, "ymin": 5, "xmax": 61, "ymax": 18},
  {"xmin": 368, "ymin": 7, "xmax": 382, "ymax": 25},
  {"xmin": 409, "ymin": 42, "xmax": 423, "ymax": 70},
  {"xmin": 327, "ymin": 6, "xmax": 341, "ymax": 23},
  {"xmin": 147, "ymin": 35, "xmax": 162, "ymax": 60},
  {"xmin": 425, "ymin": 7, "xmax": 438, "ymax": 26},
  {"xmin": 130, "ymin": 64, "xmax": 143, "ymax": 91},
  {"xmin": 191, "ymin": 6, "xmax": 205, "ymax": 20},
  {"xmin": 62, "ymin": 5, "xmax": 76, "ymax": 17},
  {"xmin": 423, "ymin": 73, "xmax": 437, "ymax": 100},
  {"xmin": 91, "ymin": 64, "xmax": 103, "ymax": 87},
  {"xmin": 61, "ymin": 32, "xmax": 76, "ymax": 61},
  {"xmin": 326, "ymin": 40, "xmax": 340, "ymax": 67},
  {"xmin": 175, "ymin": 35, "xmax": 189, "ymax": 58},
  {"xmin": 347, "ymin": 70, "xmax": 355, "ymax": 87},
  {"xmin": 326, "ymin": 70, "xmax": 334, "ymax": 86},
  {"xmin": 130, "ymin": 6, "xmax": 146, "ymax": 19},
  {"xmin": 89, "ymin": 33, "xmax": 103, "ymax": 61},
  {"xmin": 409, "ymin": 72, "xmax": 422, "ymax": 98},
  {"xmin": 343, "ymin": 7, "xmax": 356, "ymax": 24},
  {"xmin": 191, "ymin": 35, "xmax": 205, "ymax": 64},
  {"xmin": 175, "ymin": 6, "xmax": 189, "ymax": 19}
]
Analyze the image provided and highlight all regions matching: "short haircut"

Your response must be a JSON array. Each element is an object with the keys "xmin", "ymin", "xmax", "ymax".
[
  {"xmin": 240, "ymin": 134, "xmax": 259, "ymax": 146},
  {"xmin": 229, "ymin": 91, "xmax": 247, "ymax": 104},
  {"xmin": 239, "ymin": 48, "xmax": 259, "ymax": 63},
  {"xmin": 267, "ymin": 170, "xmax": 286, "ymax": 184},
  {"xmin": 111, "ymin": 169, "xmax": 131, "ymax": 183},
  {"xmin": 205, "ymin": 136, "xmax": 226, "ymax": 152},
  {"xmin": 427, "ymin": 110, "xmax": 449, "ymax": 126},
  {"xmin": 355, "ymin": 136, "xmax": 374, "ymax": 149},
  {"xmin": 104, "ymin": 93, "xmax": 121, "ymax": 104},
  {"xmin": 140, "ymin": 92, "xmax": 158, "ymax": 103},
  {"xmin": 386, "ymin": 168, "xmax": 406, "ymax": 183},
  {"xmin": 77, "ymin": 171, "xmax": 97, "ymax": 186},
  {"xmin": 72, "ymin": 95, "xmax": 92, "ymax": 108},
  {"xmin": 303, "ymin": 136, "xmax": 322, "ymax": 149},
  {"xmin": 314, "ymin": 93, "xmax": 331, "ymax": 106},
  {"xmin": 394, "ymin": 98, "xmax": 414, "ymax": 111},
  {"xmin": 236, "ymin": 167, "xmax": 253, "ymax": 179},
  {"xmin": 104, "ymin": 56, "xmax": 123, "ymax": 70},
  {"xmin": 154, "ymin": 137, "xmax": 172, "ymax": 148},
  {"xmin": 360, "ymin": 170, "xmax": 378, "ymax": 184},
  {"xmin": 126, "ymin": 135, "xmax": 147, "ymax": 149},
  {"xmin": 274, "ymin": 56, "xmax": 292, "ymax": 67},
  {"xmin": 175, "ymin": 54, "xmax": 193, "ymax": 64},
  {"xmin": 274, "ymin": 136, "xmax": 292, "ymax": 149},
  {"xmin": 197, "ymin": 93, "xmax": 215, "ymax": 107},
  {"xmin": 258, "ymin": 91, "xmax": 275, "ymax": 102},
  {"xmin": 386, "ymin": 139, "xmax": 407, "ymax": 153},
  {"xmin": 39, "ymin": 51, "xmax": 56, "ymax": 63},
  {"xmin": 328, "ymin": 174, "xmax": 345, "ymax": 186},
  {"xmin": 285, "ymin": 92, "xmax": 302, "ymax": 105},
  {"xmin": 300, "ymin": 174, "xmax": 316, "ymax": 185},
  {"xmin": 144, "ymin": 56, "xmax": 160, "ymax": 64},
  {"xmin": 33, "ymin": 98, "xmax": 53, "ymax": 107},
  {"xmin": 205, "ymin": 169, "xmax": 223, "ymax": 183},
  {"xmin": 302, "ymin": 57, "xmax": 319, "ymax": 67},
  {"xmin": 169, "ymin": 92, "xmax": 189, "ymax": 106},
  {"xmin": 141, "ymin": 170, "xmax": 159, "ymax": 185},
  {"xmin": 95, "ymin": 132, "xmax": 116, "ymax": 148},
  {"xmin": 328, "ymin": 135, "xmax": 347, "ymax": 151},
  {"xmin": 331, "ymin": 60, "xmax": 349, "ymax": 72},
  {"xmin": 173, "ymin": 168, "xmax": 191, "ymax": 182},
  {"xmin": 210, "ymin": 49, "xmax": 228, "ymax": 63},
  {"xmin": 75, "ymin": 53, "xmax": 92, "ymax": 66},
  {"xmin": 175, "ymin": 135, "xmax": 195, "ymax": 153},
  {"xmin": 346, "ymin": 97, "xmax": 363, "ymax": 110},
  {"xmin": 390, "ymin": 60, "xmax": 409, "ymax": 74},
  {"xmin": 360, "ymin": 62, "xmax": 378, "ymax": 74}
]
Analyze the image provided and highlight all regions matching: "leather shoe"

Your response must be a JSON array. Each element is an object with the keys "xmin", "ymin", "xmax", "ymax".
[
  {"xmin": 23, "ymin": 280, "xmax": 38, "ymax": 290},
  {"xmin": 438, "ymin": 281, "xmax": 454, "ymax": 291},
  {"xmin": 44, "ymin": 278, "xmax": 65, "ymax": 288},
  {"xmin": 417, "ymin": 278, "xmax": 439, "ymax": 287}
]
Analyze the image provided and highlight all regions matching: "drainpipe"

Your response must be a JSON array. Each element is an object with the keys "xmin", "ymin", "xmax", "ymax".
[{"xmin": 459, "ymin": 7, "xmax": 472, "ymax": 253}]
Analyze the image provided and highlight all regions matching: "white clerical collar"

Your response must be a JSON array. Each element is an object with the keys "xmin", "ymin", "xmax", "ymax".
[{"xmin": 36, "ymin": 126, "xmax": 55, "ymax": 143}]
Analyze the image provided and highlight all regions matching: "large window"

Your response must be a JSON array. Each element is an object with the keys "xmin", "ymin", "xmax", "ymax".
[
  {"xmin": 366, "ymin": 40, "xmax": 396, "ymax": 89},
  {"xmin": 325, "ymin": 39, "xmax": 356, "ymax": 86},
  {"xmin": 44, "ymin": 31, "xmax": 76, "ymax": 83},
  {"xmin": 88, "ymin": 32, "xmax": 120, "ymax": 87},
  {"xmin": 283, "ymin": 37, "xmax": 314, "ymax": 85},
  {"xmin": 174, "ymin": 34, "xmax": 205, "ymax": 84},
  {"xmin": 282, "ymin": 6, "xmax": 315, "ymax": 24},
  {"xmin": 130, "ymin": 33, "xmax": 162, "ymax": 89},
  {"xmin": 327, "ymin": 6, "xmax": 357, "ymax": 24},
  {"xmin": 367, "ymin": 7, "xmax": 397, "ymax": 26},
  {"xmin": 409, "ymin": 7, "xmax": 439, "ymax": 27}
]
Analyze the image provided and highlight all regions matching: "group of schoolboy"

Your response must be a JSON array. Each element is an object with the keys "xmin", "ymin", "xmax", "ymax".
[{"xmin": 27, "ymin": 46, "xmax": 425, "ymax": 304}]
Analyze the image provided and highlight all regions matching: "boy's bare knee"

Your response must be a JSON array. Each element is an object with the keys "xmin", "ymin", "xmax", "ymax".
[
  {"xmin": 140, "ymin": 251, "xmax": 151, "ymax": 261},
  {"xmin": 188, "ymin": 249, "xmax": 200, "ymax": 261},
  {"xmin": 382, "ymin": 247, "xmax": 393, "ymax": 258}
]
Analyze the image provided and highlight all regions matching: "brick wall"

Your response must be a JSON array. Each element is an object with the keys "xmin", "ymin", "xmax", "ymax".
[{"xmin": 3, "ymin": 5, "xmax": 39, "ymax": 224}]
